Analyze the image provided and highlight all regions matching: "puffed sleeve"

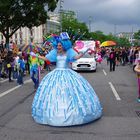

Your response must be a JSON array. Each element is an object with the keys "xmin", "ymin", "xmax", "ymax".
[
  {"xmin": 66, "ymin": 48, "xmax": 78, "ymax": 62},
  {"xmin": 45, "ymin": 49, "xmax": 57, "ymax": 62}
]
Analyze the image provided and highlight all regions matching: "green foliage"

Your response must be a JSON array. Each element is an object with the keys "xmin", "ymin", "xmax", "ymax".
[
  {"xmin": 0, "ymin": 0, "xmax": 58, "ymax": 43},
  {"xmin": 134, "ymin": 30, "xmax": 140, "ymax": 40},
  {"xmin": 61, "ymin": 10, "xmax": 89, "ymax": 43},
  {"xmin": 116, "ymin": 37, "xmax": 131, "ymax": 48},
  {"xmin": 60, "ymin": 10, "xmax": 135, "ymax": 48},
  {"xmin": 88, "ymin": 31, "xmax": 107, "ymax": 42},
  {"xmin": 134, "ymin": 30, "xmax": 140, "ymax": 46}
]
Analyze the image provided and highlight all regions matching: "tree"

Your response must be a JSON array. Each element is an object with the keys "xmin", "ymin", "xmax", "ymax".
[
  {"xmin": 61, "ymin": 10, "xmax": 89, "ymax": 43},
  {"xmin": 116, "ymin": 37, "xmax": 131, "ymax": 48},
  {"xmin": 134, "ymin": 30, "xmax": 140, "ymax": 40},
  {"xmin": 134, "ymin": 30, "xmax": 140, "ymax": 46},
  {"xmin": 0, "ymin": 0, "xmax": 58, "ymax": 47},
  {"xmin": 89, "ymin": 31, "xmax": 107, "ymax": 42}
]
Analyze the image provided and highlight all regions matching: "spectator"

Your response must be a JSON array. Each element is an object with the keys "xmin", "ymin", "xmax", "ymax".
[
  {"xmin": 0, "ymin": 51, "xmax": 3, "ymax": 80},
  {"xmin": 109, "ymin": 49, "xmax": 116, "ymax": 71},
  {"xmin": 134, "ymin": 57, "xmax": 140, "ymax": 103},
  {"xmin": 29, "ymin": 48, "xmax": 40, "ymax": 89},
  {"xmin": 5, "ymin": 51, "xmax": 14, "ymax": 82},
  {"xmin": 17, "ymin": 55, "xmax": 25, "ymax": 85}
]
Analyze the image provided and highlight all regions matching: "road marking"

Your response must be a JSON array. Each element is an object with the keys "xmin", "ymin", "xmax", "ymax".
[
  {"xmin": 0, "ymin": 79, "xmax": 8, "ymax": 83},
  {"xmin": 108, "ymin": 82, "xmax": 121, "ymax": 100},
  {"xmin": 24, "ymin": 79, "xmax": 32, "ymax": 84},
  {"xmin": 103, "ymin": 69, "xmax": 107, "ymax": 76},
  {"xmin": 0, "ymin": 79, "xmax": 32, "ymax": 98}
]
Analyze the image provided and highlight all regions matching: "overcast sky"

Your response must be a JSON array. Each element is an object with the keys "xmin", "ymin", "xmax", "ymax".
[{"xmin": 56, "ymin": 0, "xmax": 140, "ymax": 35}]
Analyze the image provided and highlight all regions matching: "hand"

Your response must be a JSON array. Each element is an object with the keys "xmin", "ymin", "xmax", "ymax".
[
  {"xmin": 78, "ymin": 41, "xmax": 95, "ymax": 54},
  {"xmin": 84, "ymin": 41, "xmax": 95, "ymax": 50},
  {"xmin": 79, "ymin": 47, "xmax": 90, "ymax": 54},
  {"xmin": 30, "ymin": 52, "xmax": 38, "ymax": 57}
]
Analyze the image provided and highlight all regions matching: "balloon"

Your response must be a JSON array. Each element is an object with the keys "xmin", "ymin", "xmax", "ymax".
[
  {"xmin": 95, "ymin": 40, "xmax": 100, "ymax": 47},
  {"xmin": 75, "ymin": 40, "xmax": 84, "ymax": 49}
]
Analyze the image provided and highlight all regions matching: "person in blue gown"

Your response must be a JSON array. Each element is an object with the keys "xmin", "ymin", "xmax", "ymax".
[{"xmin": 31, "ymin": 33, "xmax": 102, "ymax": 126}]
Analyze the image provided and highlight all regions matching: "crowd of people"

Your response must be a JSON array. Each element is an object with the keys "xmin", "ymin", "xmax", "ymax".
[
  {"xmin": 0, "ymin": 46, "xmax": 52, "ymax": 86},
  {"xmin": 98, "ymin": 46, "xmax": 140, "ymax": 72},
  {"xmin": 97, "ymin": 46, "xmax": 140, "ymax": 102},
  {"xmin": 0, "ymin": 44, "xmax": 140, "ymax": 84},
  {"xmin": 0, "ymin": 33, "xmax": 140, "ymax": 127}
]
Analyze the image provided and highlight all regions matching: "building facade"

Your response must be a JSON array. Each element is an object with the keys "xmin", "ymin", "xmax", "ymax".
[
  {"xmin": 116, "ymin": 32, "xmax": 135, "ymax": 45},
  {"xmin": 0, "ymin": 13, "xmax": 60, "ymax": 46}
]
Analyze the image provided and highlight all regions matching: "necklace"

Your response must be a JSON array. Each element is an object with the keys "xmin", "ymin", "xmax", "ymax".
[{"xmin": 58, "ymin": 50, "xmax": 65, "ymax": 55}]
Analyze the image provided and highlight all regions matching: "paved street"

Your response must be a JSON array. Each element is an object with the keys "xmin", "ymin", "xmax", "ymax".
[{"xmin": 0, "ymin": 60, "xmax": 140, "ymax": 140}]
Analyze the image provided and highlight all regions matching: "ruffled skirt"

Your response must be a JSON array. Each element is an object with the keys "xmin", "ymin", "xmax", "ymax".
[{"xmin": 32, "ymin": 68, "xmax": 102, "ymax": 126}]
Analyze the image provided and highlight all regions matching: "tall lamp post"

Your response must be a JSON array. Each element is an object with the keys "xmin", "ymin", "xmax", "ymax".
[
  {"xmin": 19, "ymin": 28, "xmax": 23, "ymax": 45},
  {"xmin": 30, "ymin": 28, "xmax": 34, "ymax": 42},
  {"xmin": 88, "ymin": 16, "xmax": 92, "ymax": 32},
  {"xmin": 114, "ymin": 24, "xmax": 117, "ymax": 36},
  {"xmin": 59, "ymin": 0, "xmax": 64, "ymax": 32},
  {"xmin": 131, "ymin": 26, "xmax": 134, "ymax": 46}
]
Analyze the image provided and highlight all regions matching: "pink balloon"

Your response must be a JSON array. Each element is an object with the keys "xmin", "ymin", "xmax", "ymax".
[
  {"xmin": 75, "ymin": 41, "xmax": 84, "ymax": 49},
  {"xmin": 95, "ymin": 40, "xmax": 100, "ymax": 47}
]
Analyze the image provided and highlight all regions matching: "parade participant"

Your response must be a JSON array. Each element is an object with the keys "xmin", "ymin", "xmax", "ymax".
[
  {"xmin": 31, "ymin": 32, "xmax": 102, "ymax": 126},
  {"xmin": 17, "ymin": 55, "xmax": 25, "ymax": 85},
  {"xmin": 134, "ymin": 57, "xmax": 140, "ymax": 102},
  {"xmin": 44, "ymin": 47, "xmax": 51, "ymax": 71},
  {"xmin": 5, "ymin": 51, "xmax": 14, "ymax": 82},
  {"xmin": 29, "ymin": 48, "xmax": 40, "ymax": 89},
  {"xmin": 96, "ymin": 52, "xmax": 103, "ymax": 64},
  {"xmin": 12, "ymin": 53, "xmax": 19, "ymax": 79},
  {"xmin": 0, "ymin": 51, "xmax": 3, "ymax": 80},
  {"xmin": 133, "ymin": 52, "xmax": 139, "ymax": 71},
  {"xmin": 109, "ymin": 48, "xmax": 116, "ymax": 71}
]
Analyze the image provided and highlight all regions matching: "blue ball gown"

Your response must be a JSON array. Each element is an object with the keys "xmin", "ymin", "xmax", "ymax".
[{"xmin": 32, "ymin": 49, "xmax": 102, "ymax": 126}]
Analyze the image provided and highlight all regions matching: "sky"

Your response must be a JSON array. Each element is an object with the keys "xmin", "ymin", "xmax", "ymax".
[{"xmin": 56, "ymin": 0, "xmax": 140, "ymax": 35}]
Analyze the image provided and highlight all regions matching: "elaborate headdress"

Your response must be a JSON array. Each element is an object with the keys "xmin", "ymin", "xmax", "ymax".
[
  {"xmin": 47, "ymin": 32, "xmax": 72, "ymax": 51},
  {"xmin": 45, "ymin": 32, "xmax": 78, "ymax": 62}
]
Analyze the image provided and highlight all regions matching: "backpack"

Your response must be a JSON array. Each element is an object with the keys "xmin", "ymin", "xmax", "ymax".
[{"xmin": 110, "ymin": 53, "xmax": 114, "ymax": 59}]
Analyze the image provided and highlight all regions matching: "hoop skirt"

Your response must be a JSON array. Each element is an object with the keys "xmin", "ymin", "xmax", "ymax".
[{"xmin": 32, "ymin": 54, "xmax": 102, "ymax": 126}]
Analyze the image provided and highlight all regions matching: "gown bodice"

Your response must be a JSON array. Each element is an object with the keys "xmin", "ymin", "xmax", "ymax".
[{"xmin": 56, "ymin": 55, "xmax": 68, "ymax": 69}]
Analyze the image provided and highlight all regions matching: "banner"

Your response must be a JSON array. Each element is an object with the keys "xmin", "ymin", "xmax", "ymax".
[{"xmin": 74, "ymin": 40, "xmax": 95, "ymax": 52}]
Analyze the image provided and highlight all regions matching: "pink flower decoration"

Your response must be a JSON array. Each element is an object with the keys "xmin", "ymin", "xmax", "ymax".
[{"xmin": 75, "ymin": 41, "xmax": 84, "ymax": 49}]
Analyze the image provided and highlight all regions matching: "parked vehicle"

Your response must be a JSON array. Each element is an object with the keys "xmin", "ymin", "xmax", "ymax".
[{"xmin": 72, "ymin": 53, "xmax": 96, "ymax": 72}]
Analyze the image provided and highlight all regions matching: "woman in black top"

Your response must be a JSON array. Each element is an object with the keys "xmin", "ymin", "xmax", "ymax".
[{"xmin": 6, "ymin": 51, "xmax": 14, "ymax": 82}]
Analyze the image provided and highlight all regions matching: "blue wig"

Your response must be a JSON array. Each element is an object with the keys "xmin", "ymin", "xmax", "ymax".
[
  {"xmin": 58, "ymin": 39, "xmax": 72, "ymax": 51},
  {"xmin": 51, "ymin": 32, "xmax": 72, "ymax": 51},
  {"xmin": 51, "ymin": 38, "xmax": 72, "ymax": 51},
  {"xmin": 46, "ymin": 33, "xmax": 78, "ymax": 62}
]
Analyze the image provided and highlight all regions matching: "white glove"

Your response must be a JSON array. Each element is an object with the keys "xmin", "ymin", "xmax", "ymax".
[
  {"xmin": 30, "ymin": 52, "xmax": 38, "ymax": 57},
  {"xmin": 84, "ymin": 41, "xmax": 95, "ymax": 50},
  {"xmin": 79, "ymin": 41, "xmax": 95, "ymax": 54},
  {"xmin": 79, "ymin": 47, "xmax": 90, "ymax": 54}
]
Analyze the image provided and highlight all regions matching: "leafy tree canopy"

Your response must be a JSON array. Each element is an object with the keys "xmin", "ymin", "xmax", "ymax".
[
  {"xmin": 0, "ymin": 0, "xmax": 58, "ymax": 43},
  {"xmin": 134, "ymin": 30, "xmax": 140, "ymax": 40},
  {"xmin": 61, "ymin": 10, "xmax": 89, "ymax": 43}
]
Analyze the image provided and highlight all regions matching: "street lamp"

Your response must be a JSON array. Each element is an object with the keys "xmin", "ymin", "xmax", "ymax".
[
  {"xmin": 114, "ymin": 24, "xmax": 117, "ymax": 36},
  {"xmin": 19, "ymin": 28, "xmax": 23, "ymax": 45},
  {"xmin": 30, "ymin": 28, "xmax": 34, "ymax": 42},
  {"xmin": 88, "ymin": 16, "xmax": 92, "ymax": 32},
  {"xmin": 131, "ymin": 26, "xmax": 134, "ymax": 46},
  {"xmin": 59, "ymin": 0, "xmax": 64, "ymax": 32}
]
